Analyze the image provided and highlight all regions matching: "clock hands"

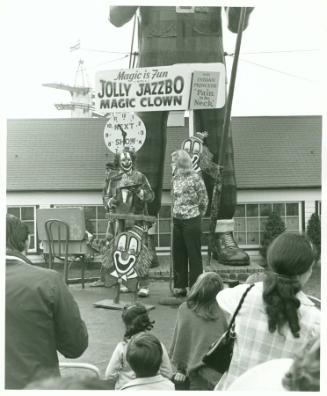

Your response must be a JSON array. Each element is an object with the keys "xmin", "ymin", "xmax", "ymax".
[{"xmin": 118, "ymin": 124, "xmax": 127, "ymax": 146}]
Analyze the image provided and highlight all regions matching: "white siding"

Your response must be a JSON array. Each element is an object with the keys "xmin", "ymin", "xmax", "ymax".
[{"xmin": 7, "ymin": 191, "xmax": 102, "ymax": 207}]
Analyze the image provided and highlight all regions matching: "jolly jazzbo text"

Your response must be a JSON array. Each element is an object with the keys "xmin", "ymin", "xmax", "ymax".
[{"xmin": 98, "ymin": 76, "xmax": 184, "ymax": 109}]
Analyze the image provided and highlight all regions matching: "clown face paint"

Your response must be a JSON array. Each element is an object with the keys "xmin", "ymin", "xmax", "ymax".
[
  {"xmin": 119, "ymin": 152, "xmax": 133, "ymax": 173},
  {"xmin": 182, "ymin": 137, "xmax": 203, "ymax": 172}
]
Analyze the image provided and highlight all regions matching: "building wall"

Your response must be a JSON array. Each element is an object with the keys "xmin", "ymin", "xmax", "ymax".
[
  {"xmin": 7, "ymin": 188, "xmax": 321, "ymax": 253},
  {"xmin": 237, "ymin": 188, "xmax": 321, "ymax": 227},
  {"xmin": 7, "ymin": 191, "xmax": 102, "ymax": 207},
  {"xmin": 162, "ymin": 188, "xmax": 321, "ymax": 227}
]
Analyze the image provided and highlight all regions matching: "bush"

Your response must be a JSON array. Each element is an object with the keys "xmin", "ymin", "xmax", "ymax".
[
  {"xmin": 260, "ymin": 211, "xmax": 286, "ymax": 259},
  {"xmin": 306, "ymin": 212, "xmax": 321, "ymax": 259}
]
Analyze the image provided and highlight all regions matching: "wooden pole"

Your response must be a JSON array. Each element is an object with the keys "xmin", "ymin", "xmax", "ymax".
[
  {"xmin": 129, "ymin": 14, "xmax": 137, "ymax": 68},
  {"xmin": 208, "ymin": 7, "xmax": 248, "ymax": 265},
  {"xmin": 218, "ymin": 8, "xmax": 247, "ymax": 165}
]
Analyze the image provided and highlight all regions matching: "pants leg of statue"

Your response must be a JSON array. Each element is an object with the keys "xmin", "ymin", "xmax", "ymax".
[
  {"xmin": 194, "ymin": 108, "xmax": 236, "ymax": 219},
  {"xmin": 136, "ymin": 111, "xmax": 169, "ymax": 217},
  {"xmin": 194, "ymin": 108, "xmax": 249, "ymax": 265},
  {"xmin": 134, "ymin": 111, "xmax": 168, "ymax": 269}
]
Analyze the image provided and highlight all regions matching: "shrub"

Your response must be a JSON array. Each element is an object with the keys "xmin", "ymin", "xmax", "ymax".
[
  {"xmin": 306, "ymin": 212, "xmax": 321, "ymax": 259},
  {"xmin": 260, "ymin": 211, "xmax": 286, "ymax": 259}
]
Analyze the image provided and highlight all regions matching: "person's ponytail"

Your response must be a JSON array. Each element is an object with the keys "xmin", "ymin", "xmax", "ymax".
[
  {"xmin": 263, "ymin": 272, "xmax": 301, "ymax": 338},
  {"xmin": 262, "ymin": 232, "xmax": 314, "ymax": 338}
]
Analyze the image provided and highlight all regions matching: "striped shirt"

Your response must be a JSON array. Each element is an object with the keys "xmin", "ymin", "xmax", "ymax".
[{"xmin": 215, "ymin": 282, "xmax": 320, "ymax": 390}]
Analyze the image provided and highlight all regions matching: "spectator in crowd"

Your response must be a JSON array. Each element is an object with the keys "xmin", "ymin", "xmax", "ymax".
[
  {"xmin": 121, "ymin": 333, "xmax": 175, "ymax": 390},
  {"xmin": 170, "ymin": 272, "xmax": 228, "ymax": 390},
  {"xmin": 283, "ymin": 336, "xmax": 320, "ymax": 391},
  {"xmin": 105, "ymin": 303, "xmax": 172, "ymax": 389},
  {"xmin": 171, "ymin": 149, "xmax": 208, "ymax": 297},
  {"xmin": 214, "ymin": 232, "xmax": 320, "ymax": 390},
  {"xmin": 5, "ymin": 214, "xmax": 88, "ymax": 389},
  {"xmin": 227, "ymin": 336, "xmax": 320, "ymax": 391}
]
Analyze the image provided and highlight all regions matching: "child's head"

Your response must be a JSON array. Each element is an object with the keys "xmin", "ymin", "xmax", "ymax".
[
  {"xmin": 126, "ymin": 333, "xmax": 162, "ymax": 378},
  {"xmin": 122, "ymin": 303, "xmax": 155, "ymax": 339},
  {"xmin": 6, "ymin": 213, "xmax": 30, "ymax": 252},
  {"xmin": 187, "ymin": 272, "xmax": 225, "ymax": 320}
]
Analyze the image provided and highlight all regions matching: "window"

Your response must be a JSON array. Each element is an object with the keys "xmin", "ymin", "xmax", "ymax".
[
  {"xmin": 154, "ymin": 205, "xmax": 172, "ymax": 249},
  {"xmin": 53, "ymin": 205, "xmax": 107, "ymax": 239},
  {"xmin": 234, "ymin": 202, "xmax": 301, "ymax": 247},
  {"xmin": 7, "ymin": 206, "xmax": 37, "ymax": 252},
  {"xmin": 316, "ymin": 201, "xmax": 321, "ymax": 217}
]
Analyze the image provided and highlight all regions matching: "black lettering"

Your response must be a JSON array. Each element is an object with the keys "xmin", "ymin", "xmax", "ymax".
[
  {"xmin": 158, "ymin": 81, "xmax": 164, "ymax": 94},
  {"xmin": 143, "ymin": 83, "xmax": 151, "ymax": 95},
  {"xmin": 100, "ymin": 99, "xmax": 110, "ymax": 108},
  {"xmin": 151, "ymin": 82, "xmax": 158, "ymax": 94},
  {"xmin": 166, "ymin": 79, "xmax": 172, "ymax": 94},
  {"xmin": 174, "ymin": 76, "xmax": 184, "ymax": 94},
  {"xmin": 154, "ymin": 97, "xmax": 162, "ymax": 106},
  {"xmin": 98, "ymin": 80, "xmax": 106, "ymax": 98},
  {"xmin": 136, "ymin": 83, "xmax": 144, "ymax": 96}
]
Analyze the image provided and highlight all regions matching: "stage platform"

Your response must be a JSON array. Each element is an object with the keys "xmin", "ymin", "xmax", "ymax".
[{"xmin": 27, "ymin": 251, "xmax": 265, "ymax": 284}]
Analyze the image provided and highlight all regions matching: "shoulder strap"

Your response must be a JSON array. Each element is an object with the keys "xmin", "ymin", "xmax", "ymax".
[{"xmin": 227, "ymin": 283, "xmax": 255, "ymax": 333}]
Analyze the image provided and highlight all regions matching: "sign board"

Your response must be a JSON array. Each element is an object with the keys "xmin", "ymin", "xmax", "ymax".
[
  {"xmin": 189, "ymin": 71, "xmax": 220, "ymax": 110},
  {"xmin": 95, "ymin": 63, "xmax": 225, "ymax": 114}
]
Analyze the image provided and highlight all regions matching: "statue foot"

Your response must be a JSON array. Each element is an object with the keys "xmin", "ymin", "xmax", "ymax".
[{"xmin": 212, "ymin": 220, "xmax": 250, "ymax": 266}]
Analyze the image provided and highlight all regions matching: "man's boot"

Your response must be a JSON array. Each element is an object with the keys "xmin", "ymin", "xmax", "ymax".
[
  {"xmin": 147, "ymin": 227, "xmax": 160, "ymax": 268},
  {"xmin": 212, "ymin": 219, "xmax": 250, "ymax": 266}
]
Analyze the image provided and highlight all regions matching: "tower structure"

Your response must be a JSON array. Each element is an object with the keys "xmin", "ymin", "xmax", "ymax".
[{"xmin": 43, "ymin": 59, "xmax": 96, "ymax": 117}]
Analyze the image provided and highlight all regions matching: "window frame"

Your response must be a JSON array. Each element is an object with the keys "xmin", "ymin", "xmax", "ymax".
[{"xmin": 234, "ymin": 201, "xmax": 303, "ymax": 248}]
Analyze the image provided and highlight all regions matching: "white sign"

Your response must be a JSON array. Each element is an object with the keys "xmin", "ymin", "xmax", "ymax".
[
  {"xmin": 189, "ymin": 71, "xmax": 221, "ymax": 110},
  {"xmin": 95, "ymin": 63, "xmax": 225, "ymax": 114}
]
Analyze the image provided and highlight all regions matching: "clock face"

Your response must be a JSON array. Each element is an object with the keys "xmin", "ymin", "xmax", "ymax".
[{"xmin": 104, "ymin": 112, "xmax": 146, "ymax": 154}]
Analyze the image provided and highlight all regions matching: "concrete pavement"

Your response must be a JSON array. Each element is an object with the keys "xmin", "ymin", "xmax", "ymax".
[{"xmin": 59, "ymin": 280, "xmax": 179, "ymax": 378}]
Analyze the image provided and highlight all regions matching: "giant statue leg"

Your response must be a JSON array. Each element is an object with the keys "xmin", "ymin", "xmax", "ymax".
[
  {"xmin": 194, "ymin": 108, "xmax": 249, "ymax": 265},
  {"xmin": 136, "ymin": 111, "xmax": 169, "ymax": 216},
  {"xmin": 136, "ymin": 111, "xmax": 169, "ymax": 267}
]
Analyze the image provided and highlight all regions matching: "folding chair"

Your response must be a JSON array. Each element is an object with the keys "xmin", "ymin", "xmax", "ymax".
[{"xmin": 45, "ymin": 219, "xmax": 88, "ymax": 288}]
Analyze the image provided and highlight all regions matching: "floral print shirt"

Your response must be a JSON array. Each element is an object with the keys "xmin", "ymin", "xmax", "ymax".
[{"xmin": 172, "ymin": 170, "xmax": 208, "ymax": 219}]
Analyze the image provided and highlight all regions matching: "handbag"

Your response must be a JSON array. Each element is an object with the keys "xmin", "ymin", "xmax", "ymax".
[{"xmin": 202, "ymin": 283, "xmax": 255, "ymax": 373}]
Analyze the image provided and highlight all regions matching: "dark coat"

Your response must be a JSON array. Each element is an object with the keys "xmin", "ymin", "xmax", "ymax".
[{"xmin": 5, "ymin": 252, "xmax": 88, "ymax": 389}]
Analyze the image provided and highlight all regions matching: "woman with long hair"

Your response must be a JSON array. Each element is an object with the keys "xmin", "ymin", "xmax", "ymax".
[
  {"xmin": 171, "ymin": 149, "xmax": 208, "ymax": 297},
  {"xmin": 170, "ymin": 272, "xmax": 227, "ymax": 390},
  {"xmin": 215, "ymin": 232, "xmax": 320, "ymax": 390}
]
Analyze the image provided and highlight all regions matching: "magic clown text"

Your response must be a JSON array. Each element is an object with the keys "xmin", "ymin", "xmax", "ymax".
[{"xmin": 97, "ymin": 77, "xmax": 184, "ymax": 109}]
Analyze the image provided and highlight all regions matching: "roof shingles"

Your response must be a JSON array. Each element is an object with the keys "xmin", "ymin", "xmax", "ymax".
[{"xmin": 7, "ymin": 115, "xmax": 321, "ymax": 191}]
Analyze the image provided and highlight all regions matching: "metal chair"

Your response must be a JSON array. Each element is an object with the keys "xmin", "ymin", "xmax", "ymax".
[
  {"xmin": 45, "ymin": 219, "xmax": 87, "ymax": 288},
  {"xmin": 59, "ymin": 362, "xmax": 101, "ymax": 378}
]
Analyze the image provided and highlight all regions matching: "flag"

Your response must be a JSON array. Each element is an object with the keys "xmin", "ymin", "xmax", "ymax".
[{"xmin": 70, "ymin": 39, "xmax": 80, "ymax": 52}]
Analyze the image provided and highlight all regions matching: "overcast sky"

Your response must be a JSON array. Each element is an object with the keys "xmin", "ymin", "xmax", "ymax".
[{"xmin": 1, "ymin": 0, "xmax": 326, "ymax": 118}]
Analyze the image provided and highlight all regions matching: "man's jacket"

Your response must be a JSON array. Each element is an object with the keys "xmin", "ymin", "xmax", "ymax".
[{"xmin": 5, "ymin": 252, "xmax": 88, "ymax": 389}]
